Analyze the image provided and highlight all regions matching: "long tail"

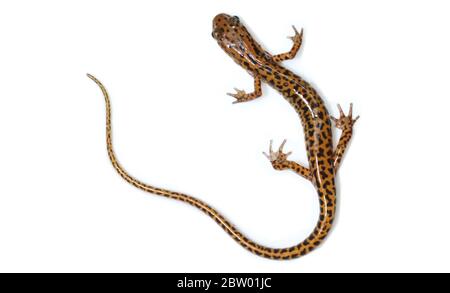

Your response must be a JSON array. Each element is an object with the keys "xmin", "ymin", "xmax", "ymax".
[{"xmin": 87, "ymin": 73, "xmax": 334, "ymax": 260}]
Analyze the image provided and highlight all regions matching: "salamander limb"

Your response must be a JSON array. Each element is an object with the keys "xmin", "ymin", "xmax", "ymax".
[
  {"xmin": 227, "ymin": 77, "xmax": 262, "ymax": 104},
  {"xmin": 332, "ymin": 103, "xmax": 359, "ymax": 172},
  {"xmin": 263, "ymin": 139, "xmax": 312, "ymax": 181},
  {"xmin": 273, "ymin": 26, "xmax": 303, "ymax": 63}
]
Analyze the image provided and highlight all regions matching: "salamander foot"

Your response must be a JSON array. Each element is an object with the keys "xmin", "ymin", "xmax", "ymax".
[
  {"xmin": 263, "ymin": 139, "xmax": 292, "ymax": 170},
  {"xmin": 331, "ymin": 103, "xmax": 359, "ymax": 130}
]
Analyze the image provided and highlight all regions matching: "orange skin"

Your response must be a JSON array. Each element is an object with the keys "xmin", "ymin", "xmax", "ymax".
[{"xmin": 87, "ymin": 14, "xmax": 358, "ymax": 260}]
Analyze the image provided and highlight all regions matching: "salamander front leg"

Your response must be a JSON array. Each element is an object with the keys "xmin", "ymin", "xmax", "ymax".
[
  {"xmin": 331, "ymin": 103, "xmax": 359, "ymax": 173},
  {"xmin": 227, "ymin": 77, "xmax": 262, "ymax": 104},
  {"xmin": 263, "ymin": 139, "xmax": 312, "ymax": 181},
  {"xmin": 272, "ymin": 26, "xmax": 303, "ymax": 63}
]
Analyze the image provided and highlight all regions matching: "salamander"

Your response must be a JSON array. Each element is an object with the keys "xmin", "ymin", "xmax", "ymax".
[{"xmin": 87, "ymin": 13, "xmax": 358, "ymax": 260}]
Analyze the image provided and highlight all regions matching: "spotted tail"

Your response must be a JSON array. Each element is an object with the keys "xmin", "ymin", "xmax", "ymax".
[{"xmin": 87, "ymin": 74, "xmax": 334, "ymax": 260}]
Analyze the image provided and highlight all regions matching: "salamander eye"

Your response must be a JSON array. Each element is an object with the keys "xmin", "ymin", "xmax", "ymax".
[
  {"xmin": 211, "ymin": 28, "xmax": 224, "ymax": 40},
  {"xmin": 230, "ymin": 16, "xmax": 240, "ymax": 26}
]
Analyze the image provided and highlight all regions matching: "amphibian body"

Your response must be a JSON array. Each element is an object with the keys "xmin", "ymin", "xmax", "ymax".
[{"xmin": 87, "ymin": 13, "xmax": 358, "ymax": 260}]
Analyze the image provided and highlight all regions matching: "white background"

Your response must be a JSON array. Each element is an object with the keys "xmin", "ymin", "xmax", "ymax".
[{"xmin": 0, "ymin": 0, "xmax": 449, "ymax": 273}]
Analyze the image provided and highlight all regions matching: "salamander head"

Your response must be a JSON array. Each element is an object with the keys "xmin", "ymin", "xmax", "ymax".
[{"xmin": 212, "ymin": 13, "xmax": 264, "ymax": 66}]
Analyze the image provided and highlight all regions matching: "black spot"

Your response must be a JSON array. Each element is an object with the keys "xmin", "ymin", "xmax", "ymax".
[
  {"xmin": 283, "ymin": 88, "xmax": 292, "ymax": 96},
  {"xmin": 318, "ymin": 147, "xmax": 324, "ymax": 156}
]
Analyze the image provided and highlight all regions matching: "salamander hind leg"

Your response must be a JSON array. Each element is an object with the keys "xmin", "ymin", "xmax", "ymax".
[
  {"xmin": 227, "ymin": 77, "xmax": 262, "ymax": 104},
  {"xmin": 331, "ymin": 103, "xmax": 359, "ymax": 172},
  {"xmin": 263, "ymin": 139, "xmax": 312, "ymax": 181},
  {"xmin": 272, "ymin": 26, "xmax": 303, "ymax": 63}
]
